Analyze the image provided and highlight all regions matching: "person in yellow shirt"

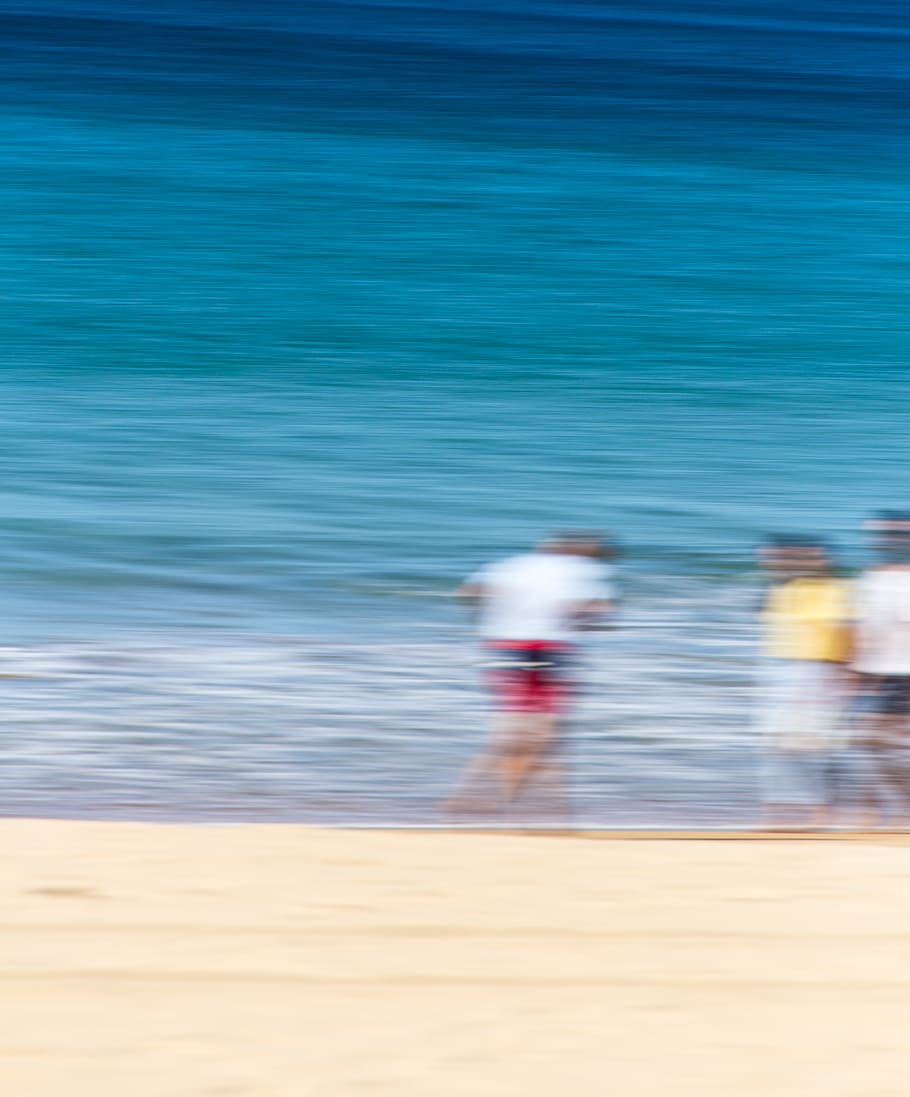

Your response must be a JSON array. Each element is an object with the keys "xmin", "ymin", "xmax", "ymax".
[{"xmin": 757, "ymin": 537, "xmax": 852, "ymax": 829}]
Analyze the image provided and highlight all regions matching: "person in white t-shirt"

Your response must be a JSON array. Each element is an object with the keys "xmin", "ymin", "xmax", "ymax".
[
  {"xmin": 447, "ymin": 531, "xmax": 616, "ymax": 814},
  {"xmin": 850, "ymin": 512, "xmax": 910, "ymax": 825}
]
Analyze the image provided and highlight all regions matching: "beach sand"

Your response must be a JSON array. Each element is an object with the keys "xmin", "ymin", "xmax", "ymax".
[{"xmin": 2, "ymin": 822, "xmax": 910, "ymax": 1096}]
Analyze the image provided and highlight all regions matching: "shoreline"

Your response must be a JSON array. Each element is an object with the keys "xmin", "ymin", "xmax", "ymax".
[{"xmin": 5, "ymin": 814, "xmax": 910, "ymax": 840}]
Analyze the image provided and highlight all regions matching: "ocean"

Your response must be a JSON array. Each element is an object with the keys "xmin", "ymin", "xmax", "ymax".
[{"xmin": 1, "ymin": 0, "xmax": 907, "ymax": 823}]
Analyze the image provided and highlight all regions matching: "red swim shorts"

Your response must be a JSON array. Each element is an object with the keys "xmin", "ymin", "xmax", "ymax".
[{"xmin": 485, "ymin": 641, "xmax": 573, "ymax": 714}]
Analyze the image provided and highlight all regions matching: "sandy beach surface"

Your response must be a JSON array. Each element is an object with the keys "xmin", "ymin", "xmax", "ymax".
[{"xmin": 3, "ymin": 822, "xmax": 910, "ymax": 1096}]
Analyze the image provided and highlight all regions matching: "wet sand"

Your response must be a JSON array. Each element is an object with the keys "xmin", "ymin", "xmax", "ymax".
[{"xmin": 2, "ymin": 821, "xmax": 910, "ymax": 1096}]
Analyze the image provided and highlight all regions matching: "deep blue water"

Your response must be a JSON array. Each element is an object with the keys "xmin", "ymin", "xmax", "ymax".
[{"xmin": 0, "ymin": 0, "xmax": 906, "ymax": 822}]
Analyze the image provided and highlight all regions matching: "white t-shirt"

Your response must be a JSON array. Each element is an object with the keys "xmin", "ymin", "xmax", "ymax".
[
  {"xmin": 852, "ymin": 567, "xmax": 910, "ymax": 675},
  {"xmin": 469, "ymin": 552, "xmax": 615, "ymax": 643}
]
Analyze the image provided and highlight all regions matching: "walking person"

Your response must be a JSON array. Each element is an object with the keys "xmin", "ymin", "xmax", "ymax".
[
  {"xmin": 756, "ymin": 536, "xmax": 853, "ymax": 830},
  {"xmin": 848, "ymin": 512, "xmax": 910, "ymax": 827},
  {"xmin": 447, "ymin": 531, "xmax": 616, "ymax": 818}
]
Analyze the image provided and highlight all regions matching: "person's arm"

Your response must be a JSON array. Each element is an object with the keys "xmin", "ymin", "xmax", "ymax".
[
  {"xmin": 834, "ymin": 578, "xmax": 860, "ymax": 692},
  {"xmin": 571, "ymin": 564, "xmax": 617, "ymax": 630},
  {"xmin": 572, "ymin": 598, "xmax": 615, "ymax": 630},
  {"xmin": 456, "ymin": 577, "xmax": 487, "ymax": 626}
]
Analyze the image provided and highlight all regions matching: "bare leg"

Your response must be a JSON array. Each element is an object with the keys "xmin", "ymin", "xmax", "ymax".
[
  {"xmin": 865, "ymin": 715, "xmax": 910, "ymax": 827},
  {"xmin": 444, "ymin": 707, "xmax": 565, "ymax": 818},
  {"xmin": 842, "ymin": 709, "xmax": 887, "ymax": 828},
  {"xmin": 443, "ymin": 711, "xmax": 539, "ymax": 815},
  {"xmin": 761, "ymin": 749, "xmax": 832, "ymax": 831},
  {"xmin": 762, "ymin": 750, "xmax": 813, "ymax": 830},
  {"xmin": 534, "ymin": 756, "xmax": 573, "ymax": 825},
  {"xmin": 442, "ymin": 751, "xmax": 498, "ymax": 816},
  {"xmin": 497, "ymin": 711, "xmax": 559, "ymax": 803},
  {"xmin": 845, "ymin": 752, "xmax": 885, "ymax": 830}
]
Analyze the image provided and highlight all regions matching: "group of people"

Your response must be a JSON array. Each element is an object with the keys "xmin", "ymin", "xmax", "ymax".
[
  {"xmin": 448, "ymin": 515, "xmax": 910, "ymax": 830},
  {"xmin": 759, "ymin": 514, "xmax": 910, "ymax": 828}
]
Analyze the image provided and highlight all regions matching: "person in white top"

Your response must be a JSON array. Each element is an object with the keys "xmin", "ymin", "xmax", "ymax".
[
  {"xmin": 850, "ymin": 512, "xmax": 910, "ymax": 825},
  {"xmin": 446, "ymin": 531, "xmax": 616, "ymax": 815}
]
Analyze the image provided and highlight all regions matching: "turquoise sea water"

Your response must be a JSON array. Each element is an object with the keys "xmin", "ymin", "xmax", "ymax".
[{"xmin": 1, "ymin": 0, "xmax": 907, "ymax": 822}]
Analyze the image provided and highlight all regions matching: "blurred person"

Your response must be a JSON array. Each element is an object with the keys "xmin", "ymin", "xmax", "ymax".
[
  {"xmin": 756, "ymin": 536, "xmax": 852, "ymax": 830},
  {"xmin": 447, "ymin": 532, "xmax": 616, "ymax": 817},
  {"xmin": 848, "ymin": 512, "xmax": 910, "ymax": 826}
]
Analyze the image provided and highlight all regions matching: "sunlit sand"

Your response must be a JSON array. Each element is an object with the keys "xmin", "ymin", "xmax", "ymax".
[{"xmin": 2, "ymin": 820, "xmax": 909, "ymax": 1096}]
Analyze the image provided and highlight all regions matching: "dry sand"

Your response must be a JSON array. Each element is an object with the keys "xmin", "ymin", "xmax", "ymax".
[{"xmin": 2, "ymin": 822, "xmax": 910, "ymax": 1096}]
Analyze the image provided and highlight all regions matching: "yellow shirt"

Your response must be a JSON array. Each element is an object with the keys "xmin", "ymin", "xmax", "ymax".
[{"xmin": 762, "ymin": 577, "xmax": 852, "ymax": 662}]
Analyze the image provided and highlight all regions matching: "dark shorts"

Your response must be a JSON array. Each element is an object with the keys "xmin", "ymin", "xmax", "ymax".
[
  {"xmin": 861, "ymin": 675, "xmax": 910, "ymax": 716},
  {"xmin": 485, "ymin": 641, "xmax": 573, "ymax": 714}
]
